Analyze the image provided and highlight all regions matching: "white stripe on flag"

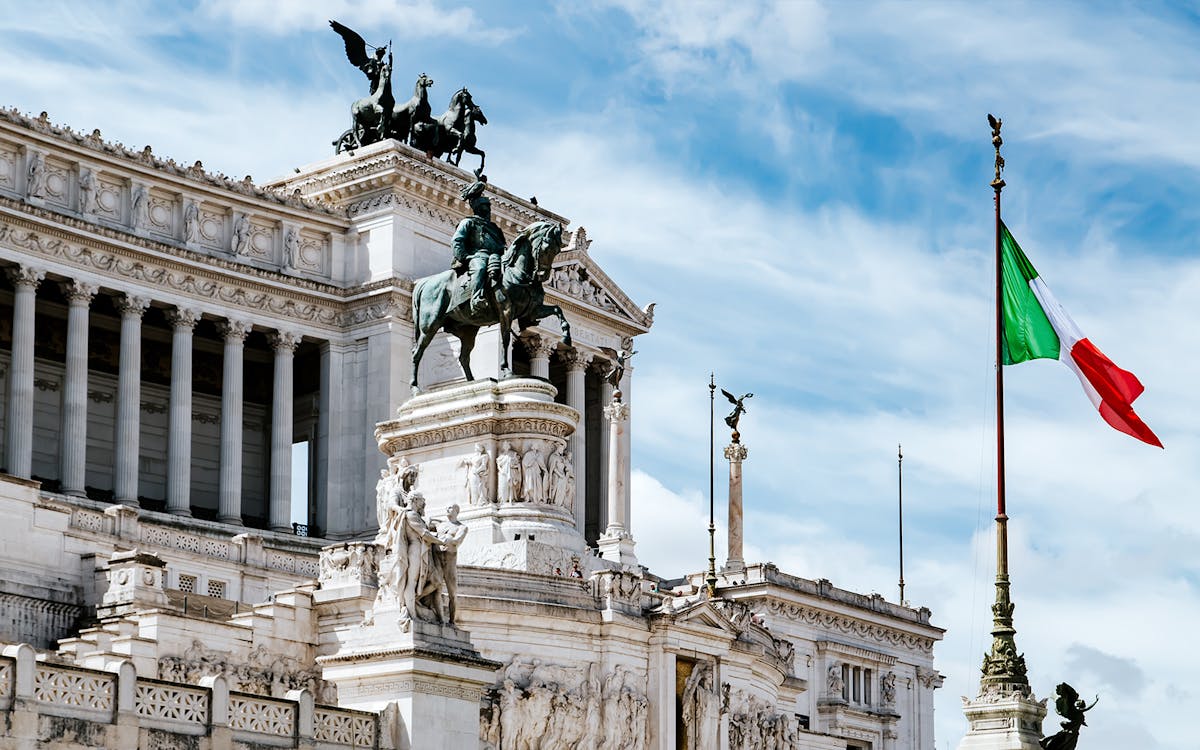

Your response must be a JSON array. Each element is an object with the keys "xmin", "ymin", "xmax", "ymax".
[{"xmin": 1028, "ymin": 277, "xmax": 1101, "ymax": 409}]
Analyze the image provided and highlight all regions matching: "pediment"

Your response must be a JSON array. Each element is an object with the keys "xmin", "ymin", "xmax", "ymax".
[
  {"xmin": 661, "ymin": 599, "xmax": 741, "ymax": 637},
  {"xmin": 546, "ymin": 227, "xmax": 653, "ymax": 330}
]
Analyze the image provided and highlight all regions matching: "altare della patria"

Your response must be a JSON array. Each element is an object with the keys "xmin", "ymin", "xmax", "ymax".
[{"xmin": 0, "ymin": 19, "xmax": 978, "ymax": 750}]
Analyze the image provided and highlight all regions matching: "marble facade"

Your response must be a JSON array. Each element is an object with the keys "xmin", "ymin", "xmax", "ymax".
[{"xmin": 0, "ymin": 107, "xmax": 944, "ymax": 749}]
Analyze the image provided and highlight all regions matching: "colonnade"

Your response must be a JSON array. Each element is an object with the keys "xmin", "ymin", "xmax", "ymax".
[{"xmin": 1, "ymin": 263, "xmax": 303, "ymax": 531}]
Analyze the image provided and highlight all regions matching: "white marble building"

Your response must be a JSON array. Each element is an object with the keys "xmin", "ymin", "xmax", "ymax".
[{"xmin": 0, "ymin": 107, "xmax": 943, "ymax": 749}]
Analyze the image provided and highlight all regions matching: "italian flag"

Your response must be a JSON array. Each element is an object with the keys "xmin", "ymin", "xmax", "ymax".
[{"xmin": 1001, "ymin": 223, "xmax": 1162, "ymax": 448}]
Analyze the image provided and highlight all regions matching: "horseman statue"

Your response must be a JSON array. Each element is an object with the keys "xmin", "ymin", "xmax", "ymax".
[
  {"xmin": 329, "ymin": 20, "xmax": 488, "ymax": 172},
  {"xmin": 411, "ymin": 178, "xmax": 571, "ymax": 392}
]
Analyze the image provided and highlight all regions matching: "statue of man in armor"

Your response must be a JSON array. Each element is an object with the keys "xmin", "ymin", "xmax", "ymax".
[{"xmin": 451, "ymin": 180, "xmax": 506, "ymax": 317}]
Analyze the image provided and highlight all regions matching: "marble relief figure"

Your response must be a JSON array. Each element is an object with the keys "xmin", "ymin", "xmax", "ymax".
[
  {"xmin": 546, "ymin": 444, "xmax": 572, "ymax": 507},
  {"xmin": 25, "ymin": 151, "xmax": 44, "ymax": 198},
  {"xmin": 78, "ymin": 168, "xmax": 96, "ymax": 214},
  {"xmin": 497, "ymin": 441, "xmax": 521, "ymax": 503},
  {"xmin": 681, "ymin": 662, "xmax": 718, "ymax": 750},
  {"xmin": 460, "ymin": 443, "xmax": 492, "ymax": 505},
  {"xmin": 521, "ymin": 441, "xmax": 547, "ymax": 503},
  {"xmin": 376, "ymin": 490, "xmax": 467, "ymax": 631},
  {"xmin": 232, "ymin": 212, "xmax": 251, "ymax": 255}
]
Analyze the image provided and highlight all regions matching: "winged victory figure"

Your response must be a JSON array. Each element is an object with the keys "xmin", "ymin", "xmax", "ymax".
[
  {"xmin": 1039, "ymin": 683, "xmax": 1098, "ymax": 750},
  {"xmin": 721, "ymin": 389, "xmax": 753, "ymax": 434},
  {"xmin": 329, "ymin": 20, "xmax": 394, "ymax": 152},
  {"xmin": 598, "ymin": 346, "xmax": 636, "ymax": 399}
]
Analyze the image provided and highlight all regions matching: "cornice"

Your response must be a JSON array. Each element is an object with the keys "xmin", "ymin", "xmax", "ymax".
[
  {"xmin": 761, "ymin": 599, "xmax": 936, "ymax": 656},
  {"xmin": 0, "ymin": 207, "xmax": 408, "ymax": 332}
]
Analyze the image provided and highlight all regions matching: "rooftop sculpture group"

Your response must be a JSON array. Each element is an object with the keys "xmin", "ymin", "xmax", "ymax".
[{"xmin": 330, "ymin": 20, "xmax": 488, "ymax": 171}]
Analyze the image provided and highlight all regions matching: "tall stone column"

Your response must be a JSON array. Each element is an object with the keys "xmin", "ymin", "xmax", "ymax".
[
  {"xmin": 597, "ymin": 389, "xmax": 637, "ymax": 565},
  {"xmin": 166, "ymin": 308, "xmax": 200, "ymax": 516},
  {"xmin": 217, "ymin": 319, "xmax": 251, "ymax": 525},
  {"xmin": 59, "ymin": 280, "xmax": 98, "ymax": 495},
  {"xmin": 562, "ymin": 348, "xmax": 591, "ymax": 532},
  {"xmin": 521, "ymin": 332, "xmax": 555, "ymax": 380},
  {"xmin": 595, "ymin": 363, "xmax": 614, "ymax": 527},
  {"xmin": 4, "ymin": 266, "xmax": 44, "ymax": 479},
  {"xmin": 269, "ymin": 330, "xmax": 301, "ymax": 532},
  {"xmin": 114, "ymin": 294, "xmax": 150, "ymax": 506},
  {"xmin": 620, "ymin": 365, "xmax": 633, "ymax": 535},
  {"xmin": 723, "ymin": 441, "xmax": 748, "ymax": 573}
]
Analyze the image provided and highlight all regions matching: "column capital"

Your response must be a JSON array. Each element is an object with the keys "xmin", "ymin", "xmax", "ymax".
[
  {"xmin": 165, "ymin": 307, "xmax": 201, "ymax": 331},
  {"xmin": 60, "ymin": 280, "xmax": 99, "ymax": 304},
  {"xmin": 217, "ymin": 318, "xmax": 253, "ymax": 342},
  {"xmin": 6, "ymin": 265, "xmax": 45, "ymax": 289},
  {"xmin": 603, "ymin": 401, "xmax": 630, "ymax": 424},
  {"xmin": 115, "ymin": 293, "xmax": 151, "ymax": 316},
  {"xmin": 268, "ymin": 329, "xmax": 302, "ymax": 353},
  {"xmin": 561, "ymin": 347, "xmax": 592, "ymax": 372},
  {"xmin": 520, "ymin": 331, "xmax": 556, "ymax": 360},
  {"xmin": 724, "ymin": 443, "xmax": 749, "ymax": 462},
  {"xmin": 590, "ymin": 357, "xmax": 613, "ymax": 377}
]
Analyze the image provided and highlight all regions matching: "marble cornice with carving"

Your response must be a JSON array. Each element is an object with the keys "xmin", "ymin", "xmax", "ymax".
[
  {"xmin": 0, "ymin": 206, "xmax": 402, "ymax": 332},
  {"xmin": 266, "ymin": 140, "xmax": 567, "ymax": 241},
  {"xmin": 0, "ymin": 108, "xmax": 345, "ymax": 221},
  {"xmin": 760, "ymin": 598, "xmax": 937, "ymax": 656}
]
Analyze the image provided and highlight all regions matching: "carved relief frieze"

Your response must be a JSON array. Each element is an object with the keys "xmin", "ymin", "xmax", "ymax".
[
  {"xmin": 0, "ymin": 216, "xmax": 352, "ymax": 329},
  {"xmin": 0, "ymin": 141, "xmax": 16, "ymax": 190},
  {"xmin": 94, "ymin": 175, "xmax": 124, "ymax": 221},
  {"xmin": 482, "ymin": 659, "xmax": 647, "ymax": 750},
  {"xmin": 723, "ymin": 684, "xmax": 802, "ymax": 750},
  {"xmin": 158, "ymin": 640, "xmax": 336, "ymax": 704},
  {"xmin": 39, "ymin": 156, "xmax": 71, "ymax": 209}
]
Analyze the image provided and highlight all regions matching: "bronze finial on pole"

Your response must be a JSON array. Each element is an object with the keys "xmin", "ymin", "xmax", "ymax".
[
  {"xmin": 980, "ymin": 113, "xmax": 1029, "ymax": 693},
  {"xmin": 706, "ymin": 374, "xmax": 718, "ymax": 597}
]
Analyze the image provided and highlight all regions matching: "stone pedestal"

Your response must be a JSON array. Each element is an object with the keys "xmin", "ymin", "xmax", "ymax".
[
  {"xmin": 956, "ymin": 686, "xmax": 1047, "ymax": 750},
  {"xmin": 376, "ymin": 378, "xmax": 587, "ymax": 573}
]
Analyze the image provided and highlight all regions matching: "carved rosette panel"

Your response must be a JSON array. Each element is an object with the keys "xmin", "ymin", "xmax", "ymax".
[
  {"xmin": 94, "ymin": 176, "xmax": 124, "ymax": 220},
  {"xmin": 296, "ymin": 228, "xmax": 330, "ymax": 275},
  {"xmin": 246, "ymin": 219, "xmax": 276, "ymax": 261},
  {"xmin": 197, "ymin": 203, "xmax": 226, "ymax": 250},
  {"xmin": 314, "ymin": 708, "xmax": 376, "ymax": 747},
  {"xmin": 41, "ymin": 156, "xmax": 71, "ymax": 208},
  {"xmin": 146, "ymin": 188, "xmax": 177, "ymax": 237},
  {"xmin": 33, "ymin": 665, "xmax": 115, "ymax": 711}
]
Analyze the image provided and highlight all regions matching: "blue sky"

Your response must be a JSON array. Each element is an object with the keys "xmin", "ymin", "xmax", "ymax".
[{"xmin": 3, "ymin": 2, "xmax": 1198, "ymax": 747}]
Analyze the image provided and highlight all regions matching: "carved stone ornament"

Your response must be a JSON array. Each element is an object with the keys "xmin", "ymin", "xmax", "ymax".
[
  {"xmin": 374, "ymin": 490, "xmax": 466, "ymax": 631},
  {"xmin": 764, "ymin": 599, "xmax": 936, "ymax": 654},
  {"xmin": 6, "ymin": 264, "xmax": 45, "ymax": 289},
  {"xmin": 724, "ymin": 684, "xmax": 802, "ymax": 750},
  {"xmin": 482, "ymin": 659, "xmax": 647, "ymax": 750},
  {"xmin": 318, "ymin": 541, "xmax": 379, "ymax": 588},
  {"xmin": 158, "ymin": 639, "xmax": 336, "ymax": 703},
  {"xmin": 60, "ymin": 279, "xmax": 99, "ymax": 304},
  {"xmin": 115, "ymin": 293, "xmax": 151, "ymax": 316}
]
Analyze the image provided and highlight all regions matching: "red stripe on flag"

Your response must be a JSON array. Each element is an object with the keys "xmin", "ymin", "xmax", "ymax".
[{"xmin": 1070, "ymin": 338, "xmax": 1163, "ymax": 448}]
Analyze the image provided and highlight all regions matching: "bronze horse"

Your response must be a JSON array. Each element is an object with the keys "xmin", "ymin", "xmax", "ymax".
[{"xmin": 410, "ymin": 220, "xmax": 571, "ymax": 392}]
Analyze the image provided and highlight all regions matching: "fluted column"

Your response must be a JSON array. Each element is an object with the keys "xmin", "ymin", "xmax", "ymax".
[
  {"xmin": 621, "ymin": 366, "xmax": 633, "ymax": 534},
  {"xmin": 724, "ymin": 441, "xmax": 748, "ymax": 573},
  {"xmin": 217, "ymin": 319, "xmax": 251, "ymax": 525},
  {"xmin": 269, "ymin": 330, "xmax": 301, "ymax": 532},
  {"xmin": 521, "ymin": 332, "xmax": 555, "ymax": 380},
  {"xmin": 4, "ymin": 266, "xmax": 44, "ymax": 478},
  {"xmin": 595, "ymin": 362, "xmax": 614, "ymax": 527},
  {"xmin": 597, "ymin": 394, "xmax": 637, "ymax": 565},
  {"xmin": 165, "ymin": 307, "xmax": 200, "ymax": 515},
  {"xmin": 562, "ymin": 348, "xmax": 591, "ymax": 532},
  {"xmin": 59, "ymin": 280, "xmax": 98, "ymax": 495},
  {"xmin": 114, "ymin": 294, "xmax": 150, "ymax": 506}
]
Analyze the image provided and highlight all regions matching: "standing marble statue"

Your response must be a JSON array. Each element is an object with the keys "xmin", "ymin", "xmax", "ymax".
[
  {"xmin": 374, "ymin": 456, "xmax": 417, "ymax": 548},
  {"xmin": 497, "ymin": 442, "xmax": 521, "ymax": 503},
  {"xmin": 430, "ymin": 504, "xmax": 467, "ymax": 624},
  {"xmin": 681, "ymin": 662, "xmax": 718, "ymax": 750},
  {"xmin": 283, "ymin": 228, "xmax": 300, "ymax": 269},
  {"xmin": 130, "ymin": 185, "xmax": 148, "ymax": 230},
  {"xmin": 25, "ymin": 151, "xmax": 45, "ymax": 199},
  {"xmin": 382, "ymin": 491, "xmax": 444, "ymax": 630},
  {"xmin": 546, "ymin": 444, "xmax": 571, "ymax": 507},
  {"xmin": 183, "ymin": 201, "xmax": 200, "ymax": 243},
  {"xmin": 78, "ymin": 168, "xmax": 95, "ymax": 214},
  {"xmin": 460, "ymin": 444, "xmax": 492, "ymax": 505},
  {"xmin": 232, "ymin": 213, "xmax": 251, "ymax": 255},
  {"xmin": 522, "ymin": 442, "xmax": 547, "ymax": 503}
]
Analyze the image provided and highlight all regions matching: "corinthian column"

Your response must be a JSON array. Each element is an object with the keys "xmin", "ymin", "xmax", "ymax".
[
  {"xmin": 723, "ymin": 441, "xmax": 749, "ymax": 573},
  {"xmin": 521, "ymin": 332, "xmax": 555, "ymax": 380},
  {"xmin": 597, "ymin": 396, "xmax": 637, "ymax": 565},
  {"xmin": 166, "ymin": 307, "xmax": 200, "ymax": 515},
  {"xmin": 269, "ymin": 330, "xmax": 301, "ymax": 532},
  {"xmin": 595, "ymin": 361, "xmax": 614, "ymax": 526},
  {"xmin": 4, "ymin": 266, "xmax": 44, "ymax": 479},
  {"xmin": 114, "ymin": 294, "xmax": 150, "ymax": 506},
  {"xmin": 562, "ymin": 348, "xmax": 591, "ymax": 532},
  {"xmin": 59, "ymin": 280, "xmax": 98, "ymax": 495},
  {"xmin": 217, "ymin": 319, "xmax": 251, "ymax": 525}
]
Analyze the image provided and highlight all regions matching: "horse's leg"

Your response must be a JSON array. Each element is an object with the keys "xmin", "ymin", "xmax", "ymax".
[
  {"xmin": 410, "ymin": 282, "xmax": 449, "ymax": 393},
  {"xmin": 454, "ymin": 326, "xmax": 478, "ymax": 381},
  {"xmin": 532, "ymin": 303, "xmax": 572, "ymax": 348},
  {"xmin": 498, "ymin": 314, "xmax": 513, "ymax": 378}
]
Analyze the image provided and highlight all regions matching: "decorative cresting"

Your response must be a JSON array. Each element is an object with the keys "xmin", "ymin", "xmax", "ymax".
[{"xmin": 33, "ymin": 663, "xmax": 114, "ymax": 713}]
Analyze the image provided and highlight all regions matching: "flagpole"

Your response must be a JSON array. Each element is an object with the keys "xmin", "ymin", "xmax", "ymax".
[
  {"xmin": 897, "ymin": 443, "xmax": 905, "ymax": 605},
  {"xmin": 981, "ymin": 114, "xmax": 1029, "ymax": 692},
  {"xmin": 706, "ymin": 374, "xmax": 718, "ymax": 597}
]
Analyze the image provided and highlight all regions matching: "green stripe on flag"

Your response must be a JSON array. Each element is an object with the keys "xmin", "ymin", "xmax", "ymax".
[{"xmin": 1000, "ymin": 223, "xmax": 1060, "ymax": 364}]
